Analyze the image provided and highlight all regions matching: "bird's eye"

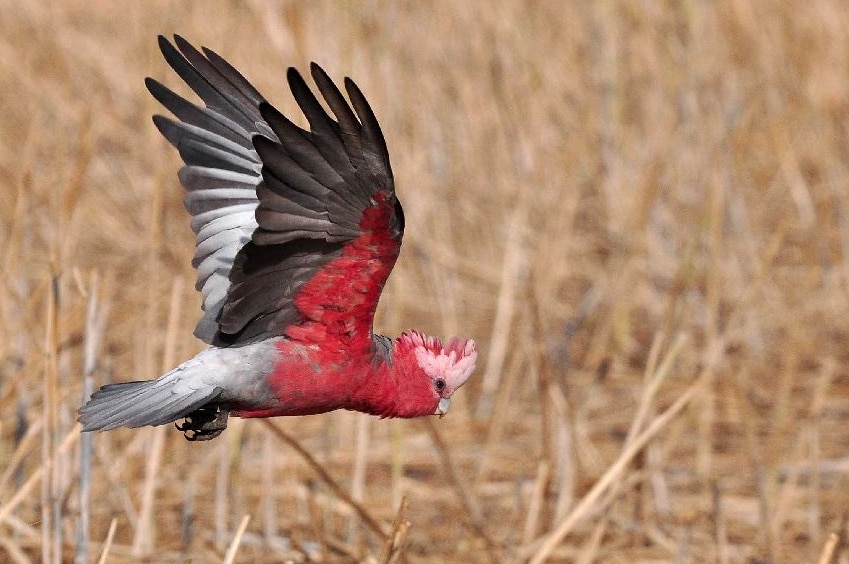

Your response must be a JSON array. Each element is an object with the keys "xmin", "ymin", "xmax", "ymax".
[{"xmin": 435, "ymin": 378, "xmax": 446, "ymax": 392}]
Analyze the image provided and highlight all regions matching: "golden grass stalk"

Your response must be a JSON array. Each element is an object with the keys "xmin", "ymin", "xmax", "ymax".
[
  {"xmin": 94, "ymin": 518, "xmax": 117, "ymax": 564},
  {"xmin": 222, "ymin": 514, "xmax": 250, "ymax": 564},
  {"xmin": 262, "ymin": 419, "xmax": 388, "ymax": 539},
  {"xmin": 528, "ymin": 339, "xmax": 697, "ymax": 564},
  {"xmin": 476, "ymin": 206, "xmax": 526, "ymax": 416},
  {"xmin": 77, "ymin": 273, "xmax": 108, "ymax": 564},
  {"xmin": 379, "ymin": 497, "xmax": 410, "ymax": 564},
  {"xmin": 0, "ymin": 427, "xmax": 81, "ymax": 527},
  {"xmin": 349, "ymin": 412, "xmax": 371, "ymax": 544},
  {"xmin": 423, "ymin": 418, "xmax": 499, "ymax": 561},
  {"xmin": 41, "ymin": 272, "xmax": 59, "ymax": 564},
  {"xmin": 131, "ymin": 277, "xmax": 184, "ymax": 556}
]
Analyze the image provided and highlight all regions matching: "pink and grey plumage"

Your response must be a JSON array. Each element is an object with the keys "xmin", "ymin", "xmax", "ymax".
[{"xmin": 78, "ymin": 36, "xmax": 477, "ymax": 440}]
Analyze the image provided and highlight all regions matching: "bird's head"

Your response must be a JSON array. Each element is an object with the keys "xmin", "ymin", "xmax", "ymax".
[{"xmin": 393, "ymin": 330, "xmax": 477, "ymax": 417}]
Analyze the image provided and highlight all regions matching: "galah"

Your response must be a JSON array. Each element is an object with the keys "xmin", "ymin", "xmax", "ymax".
[{"xmin": 78, "ymin": 36, "xmax": 477, "ymax": 441}]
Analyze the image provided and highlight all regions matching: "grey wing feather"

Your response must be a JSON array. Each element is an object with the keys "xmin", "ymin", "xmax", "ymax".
[
  {"xmin": 150, "ymin": 35, "xmax": 269, "ymax": 344},
  {"xmin": 151, "ymin": 35, "xmax": 400, "ymax": 347},
  {"xmin": 372, "ymin": 334, "xmax": 394, "ymax": 365}
]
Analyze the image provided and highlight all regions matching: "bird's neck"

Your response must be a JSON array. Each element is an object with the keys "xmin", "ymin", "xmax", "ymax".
[
  {"xmin": 347, "ymin": 362, "xmax": 398, "ymax": 417},
  {"xmin": 347, "ymin": 342, "xmax": 433, "ymax": 418}
]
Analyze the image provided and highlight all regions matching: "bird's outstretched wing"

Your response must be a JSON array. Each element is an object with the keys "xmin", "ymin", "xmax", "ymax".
[{"xmin": 150, "ymin": 36, "xmax": 403, "ymax": 348}]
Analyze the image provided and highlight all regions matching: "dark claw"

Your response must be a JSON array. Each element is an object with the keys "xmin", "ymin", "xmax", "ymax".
[{"xmin": 175, "ymin": 405, "xmax": 230, "ymax": 441}]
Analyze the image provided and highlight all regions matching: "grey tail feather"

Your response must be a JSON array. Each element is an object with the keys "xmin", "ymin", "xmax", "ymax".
[{"xmin": 78, "ymin": 379, "xmax": 224, "ymax": 432}]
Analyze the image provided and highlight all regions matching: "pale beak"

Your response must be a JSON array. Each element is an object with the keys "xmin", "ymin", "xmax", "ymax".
[{"xmin": 435, "ymin": 397, "xmax": 451, "ymax": 418}]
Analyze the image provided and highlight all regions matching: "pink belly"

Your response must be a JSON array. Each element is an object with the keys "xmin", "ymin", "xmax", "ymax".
[{"xmin": 231, "ymin": 339, "xmax": 359, "ymax": 418}]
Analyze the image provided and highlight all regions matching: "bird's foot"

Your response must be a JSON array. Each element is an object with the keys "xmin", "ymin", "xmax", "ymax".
[{"xmin": 176, "ymin": 406, "xmax": 230, "ymax": 441}]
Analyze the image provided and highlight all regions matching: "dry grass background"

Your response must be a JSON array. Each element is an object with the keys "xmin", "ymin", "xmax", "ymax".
[{"xmin": 2, "ymin": 1, "xmax": 849, "ymax": 562}]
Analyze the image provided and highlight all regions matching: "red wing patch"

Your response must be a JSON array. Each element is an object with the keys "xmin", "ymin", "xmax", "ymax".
[{"xmin": 285, "ymin": 191, "xmax": 401, "ymax": 352}]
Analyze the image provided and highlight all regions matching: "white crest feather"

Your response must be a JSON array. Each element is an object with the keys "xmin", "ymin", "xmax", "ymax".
[{"xmin": 407, "ymin": 333, "xmax": 477, "ymax": 393}]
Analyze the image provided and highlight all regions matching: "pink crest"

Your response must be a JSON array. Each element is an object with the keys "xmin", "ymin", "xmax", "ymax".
[{"xmin": 398, "ymin": 331, "xmax": 477, "ymax": 393}]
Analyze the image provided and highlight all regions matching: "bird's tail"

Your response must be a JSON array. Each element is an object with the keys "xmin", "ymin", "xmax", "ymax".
[{"xmin": 78, "ymin": 365, "xmax": 223, "ymax": 431}]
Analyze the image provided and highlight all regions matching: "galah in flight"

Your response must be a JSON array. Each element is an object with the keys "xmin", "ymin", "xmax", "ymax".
[{"xmin": 79, "ymin": 36, "xmax": 477, "ymax": 440}]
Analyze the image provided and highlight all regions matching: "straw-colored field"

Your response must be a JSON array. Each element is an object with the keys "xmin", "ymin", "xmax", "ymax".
[{"xmin": 3, "ymin": 1, "xmax": 849, "ymax": 562}]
